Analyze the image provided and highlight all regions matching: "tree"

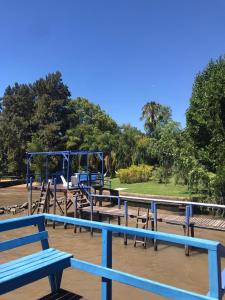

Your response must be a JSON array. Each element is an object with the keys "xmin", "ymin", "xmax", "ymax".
[
  {"xmin": 29, "ymin": 71, "xmax": 71, "ymax": 151},
  {"xmin": 141, "ymin": 101, "xmax": 171, "ymax": 137},
  {"xmin": 115, "ymin": 125, "xmax": 142, "ymax": 168},
  {"xmin": 151, "ymin": 121, "xmax": 181, "ymax": 183},
  {"xmin": 186, "ymin": 56, "xmax": 225, "ymax": 171},
  {"xmin": 66, "ymin": 98, "xmax": 119, "ymax": 176},
  {"xmin": 0, "ymin": 83, "xmax": 35, "ymax": 174}
]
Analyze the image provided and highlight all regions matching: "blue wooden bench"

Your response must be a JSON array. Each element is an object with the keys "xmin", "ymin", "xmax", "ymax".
[{"xmin": 0, "ymin": 215, "xmax": 73, "ymax": 295}]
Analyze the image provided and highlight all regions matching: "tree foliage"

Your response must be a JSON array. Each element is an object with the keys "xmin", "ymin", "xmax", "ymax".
[
  {"xmin": 141, "ymin": 101, "xmax": 171, "ymax": 137},
  {"xmin": 186, "ymin": 56, "xmax": 225, "ymax": 171}
]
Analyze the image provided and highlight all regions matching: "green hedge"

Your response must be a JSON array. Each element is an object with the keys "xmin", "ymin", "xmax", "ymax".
[{"xmin": 118, "ymin": 164, "xmax": 154, "ymax": 184}]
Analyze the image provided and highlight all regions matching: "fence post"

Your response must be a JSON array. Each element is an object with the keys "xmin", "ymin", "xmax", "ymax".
[
  {"xmin": 28, "ymin": 177, "xmax": 33, "ymax": 215},
  {"xmin": 53, "ymin": 178, "xmax": 57, "ymax": 229},
  {"xmin": 117, "ymin": 197, "xmax": 121, "ymax": 209},
  {"xmin": 117, "ymin": 197, "xmax": 121, "ymax": 230},
  {"xmin": 184, "ymin": 205, "xmax": 191, "ymax": 256},
  {"xmin": 208, "ymin": 246, "xmax": 222, "ymax": 300},
  {"xmin": 153, "ymin": 202, "xmax": 158, "ymax": 250},
  {"xmin": 101, "ymin": 229, "xmax": 112, "ymax": 300},
  {"xmin": 124, "ymin": 201, "xmax": 128, "ymax": 245},
  {"xmin": 151, "ymin": 201, "xmax": 158, "ymax": 250},
  {"xmin": 90, "ymin": 194, "xmax": 93, "ymax": 236}
]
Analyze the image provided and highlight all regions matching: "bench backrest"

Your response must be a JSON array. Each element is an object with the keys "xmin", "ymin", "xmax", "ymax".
[{"xmin": 0, "ymin": 215, "xmax": 49, "ymax": 252}]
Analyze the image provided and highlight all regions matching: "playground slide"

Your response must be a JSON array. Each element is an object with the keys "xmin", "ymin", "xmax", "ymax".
[{"xmin": 60, "ymin": 175, "xmax": 72, "ymax": 187}]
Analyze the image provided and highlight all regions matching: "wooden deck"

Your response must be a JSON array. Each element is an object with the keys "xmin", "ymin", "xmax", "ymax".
[{"xmin": 78, "ymin": 205, "xmax": 225, "ymax": 231}]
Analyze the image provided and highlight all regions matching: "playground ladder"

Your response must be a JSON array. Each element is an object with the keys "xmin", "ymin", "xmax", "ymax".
[
  {"xmin": 134, "ymin": 207, "xmax": 150, "ymax": 248},
  {"xmin": 33, "ymin": 181, "xmax": 53, "ymax": 214}
]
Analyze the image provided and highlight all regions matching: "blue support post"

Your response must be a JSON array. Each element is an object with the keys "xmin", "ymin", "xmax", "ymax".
[
  {"xmin": 117, "ymin": 197, "xmax": 121, "ymax": 209},
  {"xmin": 45, "ymin": 156, "xmax": 48, "ymax": 183},
  {"xmin": 185, "ymin": 205, "xmax": 190, "ymax": 226},
  {"xmin": 28, "ymin": 177, "xmax": 33, "ymax": 216},
  {"xmin": 101, "ymin": 153, "xmax": 104, "ymax": 187},
  {"xmin": 124, "ymin": 201, "xmax": 128, "ymax": 245},
  {"xmin": 26, "ymin": 155, "xmax": 30, "ymax": 188},
  {"xmin": 37, "ymin": 215, "xmax": 49, "ymax": 250},
  {"xmin": 189, "ymin": 204, "xmax": 193, "ymax": 217},
  {"xmin": 208, "ymin": 246, "xmax": 222, "ymax": 299},
  {"xmin": 64, "ymin": 154, "xmax": 70, "ymax": 228},
  {"xmin": 86, "ymin": 154, "xmax": 89, "ymax": 185},
  {"xmin": 74, "ymin": 194, "xmax": 78, "ymax": 233},
  {"xmin": 53, "ymin": 178, "xmax": 57, "ymax": 229},
  {"xmin": 66, "ymin": 154, "xmax": 70, "ymax": 191},
  {"xmin": 117, "ymin": 197, "xmax": 121, "ymax": 230},
  {"xmin": 90, "ymin": 193, "xmax": 93, "ymax": 236},
  {"xmin": 185, "ymin": 205, "xmax": 191, "ymax": 256},
  {"xmin": 101, "ymin": 229, "xmax": 112, "ymax": 300},
  {"xmin": 151, "ymin": 201, "xmax": 158, "ymax": 250}
]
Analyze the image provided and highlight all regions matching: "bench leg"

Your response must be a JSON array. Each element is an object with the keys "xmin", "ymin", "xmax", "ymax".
[{"xmin": 49, "ymin": 270, "xmax": 63, "ymax": 293}]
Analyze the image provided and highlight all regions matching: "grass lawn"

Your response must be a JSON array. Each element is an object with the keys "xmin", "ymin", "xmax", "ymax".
[{"xmin": 110, "ymin": 177, "xmax": 191, "ymax": 198}]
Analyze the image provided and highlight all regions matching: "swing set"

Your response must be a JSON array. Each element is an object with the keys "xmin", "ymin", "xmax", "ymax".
[{"xmin": 26, "ymin": 150, "xmax": 104, "ymax": 188}]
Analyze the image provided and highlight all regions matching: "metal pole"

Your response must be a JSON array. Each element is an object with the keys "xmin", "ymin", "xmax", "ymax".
[
  {"xmin": 53, "ymin": 178, "xmax": 57, "ymax": 229},
  {"xmin": 45, "ymin": 156, "xmax": 48, "ymax": 183},
  {"xmin": 101, "ymin": 153, "xmax": 104, "ymax": 187},
  {"xmin": 26, "ymin": 155, "xmax": 30, "ymax": 188},
  {"xmin": 185, "ymin": 205, "xmax": 191, "ymax": 256},
  {"xmin": 28, "ymin": 177, "xmax": 33, "ymax": 215},
  {"xmin": 90, "ymin": 193, "xmax": 93, "ymax": 236},
  {"xmin": 124, "ymin": 201, "xmax": 128, "ymax": 245}
]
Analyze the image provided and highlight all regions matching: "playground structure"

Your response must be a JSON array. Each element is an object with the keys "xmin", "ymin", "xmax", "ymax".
[
  {"xmin": 26, "ymin": 150, "xmax": 105, "ymax": 188},
  {"xmin": 1, "ymin": 213, "xmax": 225, "ymax": 299},
  {"xmin": 25, "ymin": 149, "xmax": 225, "ymax": 256},
  {"xmin": 26, "ymin": 150, "xmax": 116, "ymax": 218}
]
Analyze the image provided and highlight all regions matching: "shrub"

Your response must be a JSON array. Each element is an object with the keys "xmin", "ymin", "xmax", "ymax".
[
  {"xmin": 118, "ymin": 164, "xmax": 153, "ymax": 184},
  {"xmin": 188, "ymin": 166, "xmax": 210, "ymax": 194},
  {"xmin": 152, "ymin": 166, "xmax": 172, "ymax": 184}
]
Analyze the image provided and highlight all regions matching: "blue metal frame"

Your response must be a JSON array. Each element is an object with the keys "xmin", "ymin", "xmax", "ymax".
[
  {"xmin": 1, "ymin": 214, "xmax": 223, "ymax": 299},
  {"xmin": 26, "ymin": 150, "xmax": 104, "ymax": 187}
]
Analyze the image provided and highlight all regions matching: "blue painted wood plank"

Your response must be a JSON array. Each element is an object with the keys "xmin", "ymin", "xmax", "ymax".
[
  {"xmin": 0, "ymin": 257, "xmax": 72, "ymax": 295},
  {"xmin": 208, "ymin": 247, "xmax": 222, "ymax": 299},
  {"xmin": 0, "ymin": 231, "xmax": 48, "ymax": 252},
  {"xmin": 101, "ymin": 229, "xmax": 112, "ymax": 300},
  {"xmin": 1, "ymin": 251, "xmax": 72, "ymax": 280},
  {"xmin": 44, "ymin": 214, "xmax": 220, "ymax": 251},
  {"xmin": 0, "ymin": 248, "xmax": 55, "ymax": 274},
  {"xmin": 0, "ymin": 214, "xmax": 45, "ymax": 232},
  {"xmin": 0, "ymin": 249, "xmax": 68, "ymax": 276},
  {"xmin": 0, "ymin": 248, "xmax": 55, "ymax": 270},
  {"xmin": 70, "ymin": 258, "xmax": 215, "ymax": 300}
]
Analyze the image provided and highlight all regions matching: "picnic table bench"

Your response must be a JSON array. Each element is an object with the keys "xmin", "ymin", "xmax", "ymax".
[{"xmin": 0, "ymin": 215, "xmax": 73, "ymax": 295}]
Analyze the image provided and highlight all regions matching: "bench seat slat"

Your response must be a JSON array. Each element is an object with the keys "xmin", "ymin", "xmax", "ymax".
[
  {"xmin": 0, "ymin": 250, "xmax": 72, "ymax": 295},
  {"xmin": 0, "ymin": 249, "xmax": 72, "ymax": 281},
  {"xmin": 0, "ymin": 248, "xmax": 55, "ymax": 270},
  {"xmin": 0, "ymin": 231, "xmax": 48, "ymax": 252},
  {"xmin": 0, "ymin": 249, "xmax": 66, "ymax": 274}
]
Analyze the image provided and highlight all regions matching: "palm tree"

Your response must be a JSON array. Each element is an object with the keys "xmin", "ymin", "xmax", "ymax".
[{"xmin": 140, "ymin": 101, "xmax": 171, "ymax": 137}]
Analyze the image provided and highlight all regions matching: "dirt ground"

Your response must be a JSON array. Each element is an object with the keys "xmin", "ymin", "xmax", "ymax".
[
  {"xmin": 0, "ymin": 184, "xmax": 40, "ymax": 207},
  {"xmin": 1, "ymin": 185, "xmax": 225, "ymax": 299}
]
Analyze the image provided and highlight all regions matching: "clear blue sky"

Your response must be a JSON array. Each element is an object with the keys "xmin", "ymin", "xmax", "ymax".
[{"xmin": 0, "ymin": 0, "xmax": 225, "ymax": 130}]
